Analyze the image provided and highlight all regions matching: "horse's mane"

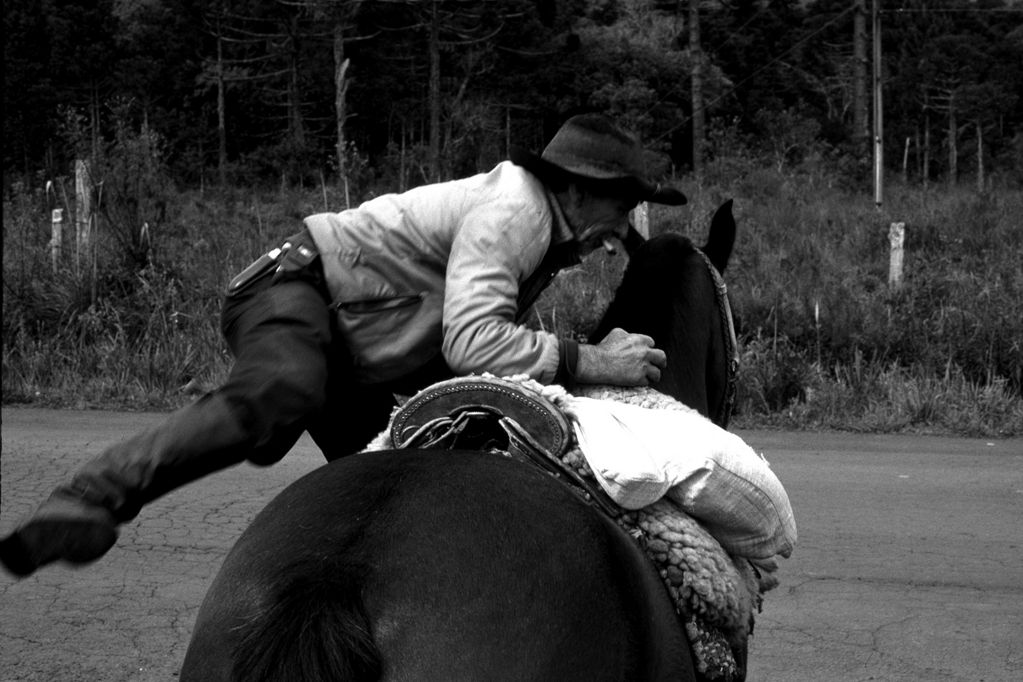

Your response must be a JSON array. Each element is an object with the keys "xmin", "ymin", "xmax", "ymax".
[
  {"xmin": 591, "ymin": 233, "xmax": 723, "ymax": 416},
  {"xmin": 591, "ymin": 233, "xmax": 703, "ymax": 343}
]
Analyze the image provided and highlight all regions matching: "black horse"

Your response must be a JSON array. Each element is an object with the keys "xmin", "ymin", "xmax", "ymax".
[{"xmin": 181, "ymin": 201, "xmax": 737, "ymax": 682}]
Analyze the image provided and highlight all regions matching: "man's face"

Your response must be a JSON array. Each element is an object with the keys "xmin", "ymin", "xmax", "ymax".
[{"xmin": 566, "ymin": 190, "xmax": 637, "ymax": 256}]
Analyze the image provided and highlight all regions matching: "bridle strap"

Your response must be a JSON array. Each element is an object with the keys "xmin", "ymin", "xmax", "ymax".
[{"xmin": 696, "ymin": 250, "xmax": 740, "ymax": 428}]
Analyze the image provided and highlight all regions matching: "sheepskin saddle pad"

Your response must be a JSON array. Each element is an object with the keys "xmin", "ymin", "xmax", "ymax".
[{"xmin": 366, "ymin": 374, "xmax": 774, "ymax": 682}]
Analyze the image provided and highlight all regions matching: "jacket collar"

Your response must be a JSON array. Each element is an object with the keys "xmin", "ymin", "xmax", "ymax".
[
  {"xmin": 514, "ymin": 187, "xmax": 582, "ymax": 319},
  {"xmin": 545, "ymin": 186, "xmax": 577, "ymax": 247}
]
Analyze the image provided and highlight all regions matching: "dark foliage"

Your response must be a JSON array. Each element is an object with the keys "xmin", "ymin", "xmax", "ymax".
[{"xmin": 3, "ymin": 0, "xmax": 1020, "ymax": 189}]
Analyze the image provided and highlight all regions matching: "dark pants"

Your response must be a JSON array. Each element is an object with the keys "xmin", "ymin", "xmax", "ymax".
[
  {"xmin": 0, "ymin": 230, "xmax": 407, "ymax": 575},
  {"xmin": 218, "ymin": 230, "xmax": 397, "ymax": 465},
  {"xmin": 66, "ymin": 230, "xmax": 399, "ymax": 523}
]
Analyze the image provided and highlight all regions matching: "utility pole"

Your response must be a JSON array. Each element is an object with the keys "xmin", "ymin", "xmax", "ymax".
[
  {"xmin": 872, "ymin": 0, "xmax": 902, "ymax": 289},
  {"xmin": 872, "ymin": 0, "xmax": 883, "ymax": 208}
]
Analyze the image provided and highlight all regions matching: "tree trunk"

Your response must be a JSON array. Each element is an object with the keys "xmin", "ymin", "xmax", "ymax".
[
  {"xmin": 288, "ymin": 18, "xmax": 306, "ymax": 153},
  {"xmin": 90, "ymin": 85, "xmax": 101, "ymax": 163},
  {"xmin": 853, "ymin": 0, "xmax": 869, "ymax": 147},
  {"xmin": 333, "ymin": 21, "xmax": 351, "ymax": 202},
  {"xmin": 689, "ymin": 0, "xmax": 704, "ymax": 176},
  {"xmin": 902, "ymin": 136, "xmax": 909, "ymax": 184},
  {"xmin": 429, "ymin": 0, "xmax": 442, "ymax": 181},
  {"xmin": 947, "ymin": 96, "xmax": 957, "ymax": 186},
  {"xmin": 976, "ymin": 119, "xmax": 984, "ymax": 193},
  {"xmin": 401, "ymin": 117, "xmax": 408, "ymax": 191},
  {"xmin": 915, "ymin": 127, "xmax": 921, "ymax": 182},
  {"xmin": 217, "ymin": 31, "xmax": 227, "ymax": 187},
  {"xmin": 923, "ymin": 116, "xmax": 931, "ymax": 191}
]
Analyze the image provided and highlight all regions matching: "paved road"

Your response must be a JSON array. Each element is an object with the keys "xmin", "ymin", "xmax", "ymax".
[{"xmin": 1, "ymin": 407, "xmax": 1021, "ymax": 681}]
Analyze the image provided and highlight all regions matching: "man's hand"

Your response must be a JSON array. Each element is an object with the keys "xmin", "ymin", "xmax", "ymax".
[{"xmin": 576, "ymin": 328, "xmax": 667, "ymax": 386}]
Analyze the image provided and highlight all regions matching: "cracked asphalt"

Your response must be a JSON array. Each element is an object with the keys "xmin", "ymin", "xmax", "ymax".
[{"xmin": 1, "ymin": 407, "xmax": 1021, "ymax": 681}]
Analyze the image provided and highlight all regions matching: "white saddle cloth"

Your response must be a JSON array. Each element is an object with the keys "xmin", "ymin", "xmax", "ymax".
[{"xmin": 563, "ymin": 396, "xmax": 797, "ymax": 560}]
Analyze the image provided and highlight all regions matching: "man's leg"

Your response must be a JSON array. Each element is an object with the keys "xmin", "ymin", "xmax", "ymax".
[
  {"xmin": 306, "ymin": 369, "xmax": 397, "ymax": 461},
  {"xmin": 306, "ymin": 339, "xmax": 461, "ymax": 460},
  {"xmin": 0, "ymin": 266, "xmax": 332, "ymax": 577}
]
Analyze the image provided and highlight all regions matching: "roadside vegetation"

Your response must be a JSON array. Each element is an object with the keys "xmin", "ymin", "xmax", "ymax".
[
  {"xmin": 5, "ymin": 1, "xmax": 1021, "ymax": 437},
  {"xmin": 3, "ymin": 120, "xmax": 1020, "ymax": 438},
  {"xmin": 535, "ymin": 140, "xmax": 1023, "ymax": 437}
]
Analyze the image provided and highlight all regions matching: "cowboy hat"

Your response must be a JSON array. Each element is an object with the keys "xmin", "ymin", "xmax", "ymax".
[{"xmin": 510, "ymin": 114, "xmax": 687, "ymax": 206}]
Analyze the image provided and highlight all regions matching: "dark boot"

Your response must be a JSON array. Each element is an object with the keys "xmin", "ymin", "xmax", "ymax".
[
  {"xmin": 3, "ymin": 259, "xmax": 333, "ymax": 578},
  {"xmin": 0, "ymin": 393, "xmax": 272, "ymax": 577},
  {"xmin": 0, "ymin": 495, "xmax": 118, "ymax": 577}
]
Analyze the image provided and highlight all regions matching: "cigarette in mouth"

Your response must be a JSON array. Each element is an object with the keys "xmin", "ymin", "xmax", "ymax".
[{"xmin": 602, "ymin": 238, "xmax": 617, "ymax": 255}]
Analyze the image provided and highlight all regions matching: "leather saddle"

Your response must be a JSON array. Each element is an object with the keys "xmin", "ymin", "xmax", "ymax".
[{"xmin": 390, "ymin": 376, "xmax": 621, "ymax": 518}]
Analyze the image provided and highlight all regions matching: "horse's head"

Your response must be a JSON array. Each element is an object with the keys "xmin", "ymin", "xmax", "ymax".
[{"xmin": 592, "ymin": 200, "xmax": 737, "ymax": 427}]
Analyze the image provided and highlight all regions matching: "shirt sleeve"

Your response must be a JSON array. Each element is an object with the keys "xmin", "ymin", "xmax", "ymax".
[{"xmin": 441, "ymin": 196, "xmax": 562, "ymax": 383}]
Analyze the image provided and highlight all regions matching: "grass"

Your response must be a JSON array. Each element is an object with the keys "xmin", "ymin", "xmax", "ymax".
[
  {"xmin": 730, "ymin": 339, "xmax": 1023, "ymax": 437},
  {"xmin": 3, "ymin": 157, "xmax": 1021, "ymax": 437},
  {"xmin": 530, "ymin": 160, "xmax": 1023, "ymax": 437}
]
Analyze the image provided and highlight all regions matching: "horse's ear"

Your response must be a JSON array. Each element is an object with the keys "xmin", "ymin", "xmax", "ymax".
[{"xmin": 703, "ymin": 199, "xmax": 736, "ymax": 274}]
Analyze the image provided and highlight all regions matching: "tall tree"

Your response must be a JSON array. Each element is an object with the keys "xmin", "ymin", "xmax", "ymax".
[
  {"xmin": 301, "ymin": 0, "xmax": 375, "ymax": 197},
  {"xmin": 880, "ymin": 0, "xmax": 1021, "ymax": 184},
  {"xmin": 4, "ymin": 1, "xmax": 55, "ymax": 175},
  {"xmin": 196, "ymin": 0, "xmax": 336, "ymax": 183},
  {"xmin": 701, "ymin": 0, "xmax": 808, "ymax": 136},
  {"xmin": 3, "ymin": 0, "xmax": 123, "ymax": 175},
  {"xmin": 852, "ymin": 0, "xmax": 868, "ymax": 145},
  {"xmin": 364, "ymin": 0, "xmax": 553, "ymax": 180},
  {"xmin": 553, "ymin": 0, "xmax": 698, "ymax": 168}
]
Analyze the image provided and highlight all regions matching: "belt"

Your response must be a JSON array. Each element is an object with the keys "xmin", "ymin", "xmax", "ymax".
[{"xmin": 227, "ymin": 229, "xmax": 324, "ymax": 297}]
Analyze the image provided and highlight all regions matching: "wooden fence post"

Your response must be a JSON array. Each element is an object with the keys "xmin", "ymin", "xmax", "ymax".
[
  {"xmin": 75, "ymin": 159, "xmax": 92, "ymax": 278},
  {"xmin": 889, "ymin": 221, "xmax": 905, "ymax": 289},
  {"xmin": 633, "ymin": 202, "xmax": 650, "ymax": 239},
  {"xmin": 50, "ymin": 208, "xmax": 64, "ymax": 274}
]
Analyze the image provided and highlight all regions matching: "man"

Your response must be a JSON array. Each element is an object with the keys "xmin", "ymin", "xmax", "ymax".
[{"xmin": 1, "ymin": 113, "xmax": 686, "ymax": 577}]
